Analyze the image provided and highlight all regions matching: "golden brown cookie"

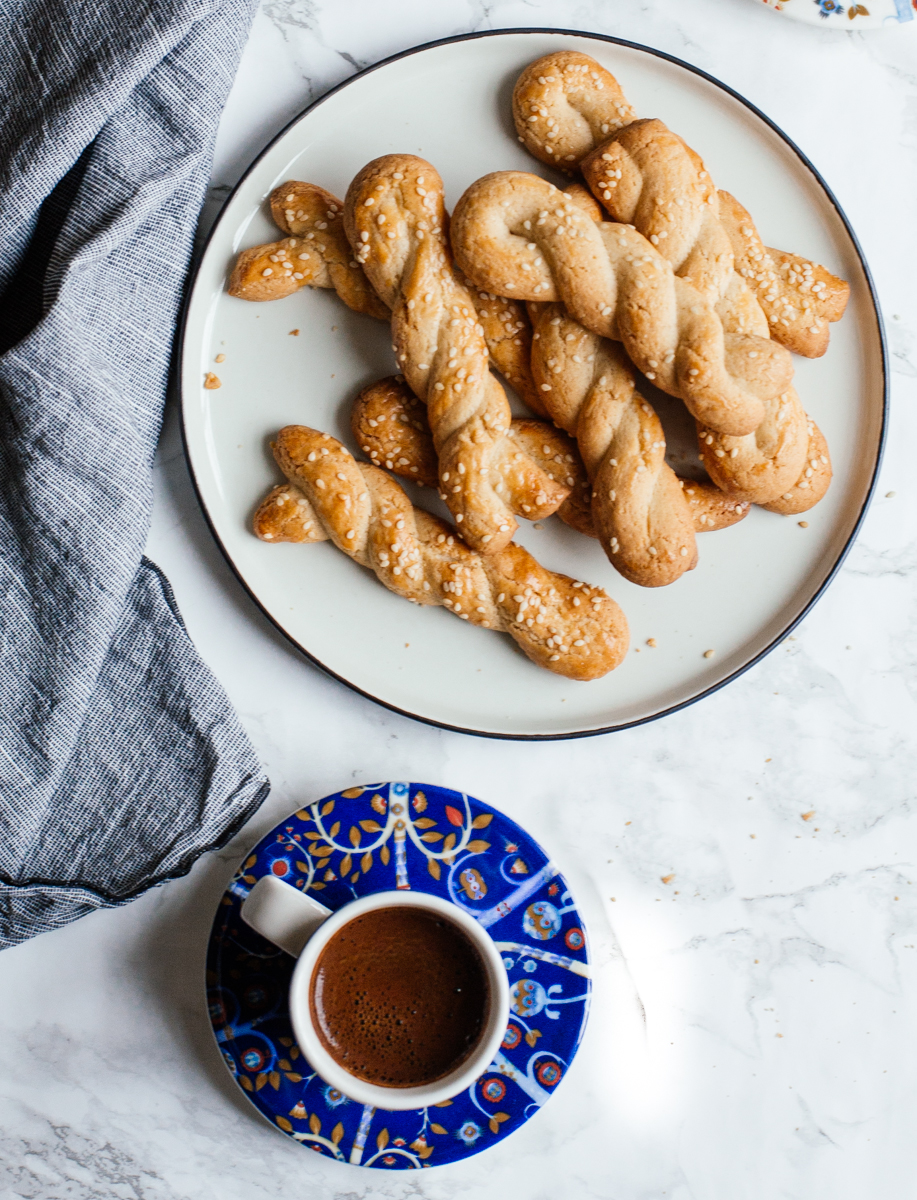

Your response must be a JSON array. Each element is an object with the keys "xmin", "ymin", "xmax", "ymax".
[
  {"xmin": 530, "ymin": 304, "xmax": 697, "ymax": 587},
  {"xmin": 228, "ymin": 182, "xmax": 388, "ymax": 318},
  {"xmin": 451, "ymin": 171, "xmax": 793, "ymax": 437},
  {"xmin": 344, "ymin": 155, "xmax": 568, "ymax": 554},
  {"xmin": 254, "ymin": 426, "xmax": 629, "ymax": 680}
]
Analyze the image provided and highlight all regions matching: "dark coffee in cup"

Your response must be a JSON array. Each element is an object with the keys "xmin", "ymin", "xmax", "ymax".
[{"xmin": 309, "ymin": 905, "xmax": 489, "ymax": 1087}]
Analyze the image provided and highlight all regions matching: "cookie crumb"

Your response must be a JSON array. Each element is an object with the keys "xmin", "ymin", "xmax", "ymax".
[
  {"xmin": 798, "ymin": 520, "xmax": 808, "ymax": 528},
  {"xmin": 646, "ymin": 637, "xmax": 657, "ymax": 648},
  {"xmin": 203, "ymin": 373, "xmax": 221, "ymax": 389},
  {"xmin": 801, "ymin": 810, "xmax": 815, "ymax": 821},
  {"xmin": 886, "ymin": 491, "xmax": 896, "ymax": 498},
  {"xmin": 289, "ymin": 329, "xmax": 300, "ymax": 336},
  {"xmin": 703, "ymin": 648, "xmax": 715, "ymax": 659},
  {"xmin": 661, "ymin": 873, "xmax": 675, "ymax": 885},
  {"xmin": 214, "ymin": 353, "xmax": 225, "ymax": 363}
]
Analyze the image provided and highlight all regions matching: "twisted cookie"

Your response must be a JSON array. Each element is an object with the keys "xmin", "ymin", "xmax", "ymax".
[
  {"xmin": 458, "ymin": 183, "xmax": 604, "ymax": 419},
  {"xmin": 576, "ymin": 122, "xmax": 832, "ymax": 509},
  {"xmin": 697, "ymin": 390, "xmax": 832, "ymax": 510},
  {"xmin": 451, "ymin": 171, "xmax": 793, "ymax": 437},
  {"xmin": 513, "ymin": 51, "xmax": 849, "ymax": 357},
  {"xmin": 344, "ymin": 154, "xmax": 568, "ymax": 553},
  {"xmin": 579, "ymin": 120, "xmax": 847, "ymax": 359},
  {"xmin": 698, "ymin": 411, "xmax": 832, "ymax": 514},
  {"xmin": 530, "ymin": 304, "xmax": 697, "ymax": 586},
  {"xmin": 580, "ymin": 120, "xmax": 758, "ymax": 319},
  {"xmin": 350, "ymin": 376, "xmax": 593, "ymax": 537},
  {"xmin": 351, "ymin": 376, "xmax": 749, "ymax": 541},
  {"xmin": 228, "ymin": 182, "xmax": 388, "ymax": 318},
  {"xmin": 512, "ymin": 51, "xmax": 637, "ymax": 170},
  {"xmin": 254, "ymin": 426, "xmax": 629, "ymax": 680}
]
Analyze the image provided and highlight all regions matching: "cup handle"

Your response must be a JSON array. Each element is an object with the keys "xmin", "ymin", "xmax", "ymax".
[{"xmin": 240, "ymin": 874, "xmax": 333, "ymax": 957}]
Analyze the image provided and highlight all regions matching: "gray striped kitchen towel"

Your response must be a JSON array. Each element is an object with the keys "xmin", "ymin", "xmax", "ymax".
[{"xmin": 0, "ymin": 0, "xmax": 268, "ymax": 948}]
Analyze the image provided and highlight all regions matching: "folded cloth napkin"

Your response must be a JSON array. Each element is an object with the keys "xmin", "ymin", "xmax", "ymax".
[{"xmin": 0, "ymin": 0, "xmax": 269, "ymax": 948}]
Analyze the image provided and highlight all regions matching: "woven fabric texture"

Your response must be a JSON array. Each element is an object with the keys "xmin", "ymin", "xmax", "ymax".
[{"xmin": 0, "ymin": 0, "xmax": 269, "ymax": 948}]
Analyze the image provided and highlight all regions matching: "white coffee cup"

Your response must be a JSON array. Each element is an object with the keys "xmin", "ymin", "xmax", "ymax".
[{"xmin": 240, "ymin": 874, "xmax": 510, "ymax": 1110}]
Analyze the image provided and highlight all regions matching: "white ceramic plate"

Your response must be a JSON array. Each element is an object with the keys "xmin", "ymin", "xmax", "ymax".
[
  {"xmin": 754, "ymin": 0, "xmax": 913, "ymax": 30},
  {"xmin": 179, "ymin": 29, "xmax": 885, "ymax": 740}
]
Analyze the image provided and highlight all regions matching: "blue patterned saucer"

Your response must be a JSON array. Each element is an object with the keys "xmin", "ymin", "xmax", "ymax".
[
  {"xmin": 754, "ymin": 0, "xmax": 913, "ymax": 28},
  {"xmin": 206, "ymin": 782, "xmax": 591, "ymax": 1169}
]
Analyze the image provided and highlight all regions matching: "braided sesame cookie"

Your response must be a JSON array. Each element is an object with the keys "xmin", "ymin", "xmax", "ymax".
[
  {"xmin": 228, "ymin": 182, "xmax": 389, "ymax": 318},
  {"xmin": 575, "ymin": 121, "xmax": 832, "ymax": 510},
  {"xmin": 451, "ymin": 171, "xmax": 793, "ymax": 437},
  {"xmin": 513, "ymin": 51, "xmax": 637, "ymax": 171},
  {"xmin": 580, "ymin": 120, "xmax": 753, "ymax": 319},
  {"xmin": 580, "ymin": 126, "xmax": 848, "ymax": 359},
  {"xmin": 680, "ymin": 479, "xmax": 750, "ymax": 531},
  {"xmin": 530, "ymin": 304, "xmax": 697, "ymax": 586},
  {"xmin": 513, "ymin": 51, "xmax": 849, "ymax": 358},
  {"xmin": 758, "ymin": 421, "xmax": 832, "ymax": 515},
  {"xmin": 344, "ymin": 155, "xmax": 568, "ymax": 553},
  {"xmin": 697, "ymin": 390, "xmax": 832, "ymax": 509},
  {"xmin": 254, "ymin": 426, "xmax": 629, "ymax": 680}
]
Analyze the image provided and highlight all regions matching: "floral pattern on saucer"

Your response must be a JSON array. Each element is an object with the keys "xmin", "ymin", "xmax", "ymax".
[
  {"xmin": 206, "ymin": 782, "xmax": 591, "ymax": 1169},
  {"xmin": 757, "ymin": 0, "xmax": 913, "ymax": 26}
]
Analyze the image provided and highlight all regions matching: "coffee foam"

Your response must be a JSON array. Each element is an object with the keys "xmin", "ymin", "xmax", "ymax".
[{"xmin": 310, "ymin": 906, "xmax": 488, "ymax": 1087}]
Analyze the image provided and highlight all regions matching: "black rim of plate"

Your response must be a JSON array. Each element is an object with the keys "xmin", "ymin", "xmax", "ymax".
[{"xmin": 176, "ymin": 27, "xmax": 888, "ymax": 742}]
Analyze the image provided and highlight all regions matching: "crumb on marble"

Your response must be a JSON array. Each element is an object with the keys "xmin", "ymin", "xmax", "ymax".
[
  {"xmin": 703, "ymin": 648, "xmax": 715, "ymax": 659},
  {"xmin": 801, "ymin": 810, "xmax": 815, "ymax": 821},
  {"xmin": 646, "ymin": 637, "xmax": 657, "ymax": 648},
  {"xmin": 289, "ymin": 329, "xmax": 300, "ymax": 336},
  {"xmin": 215, "ymin": 353, "xmax": 225, "ymax": 363},
  {"xmin": 204, "ymin": 372, "xmax": 221, "ymax": 389},
  {"xmin": 661, "ymin": 873, "xmax": 675, "ymax": 885}
]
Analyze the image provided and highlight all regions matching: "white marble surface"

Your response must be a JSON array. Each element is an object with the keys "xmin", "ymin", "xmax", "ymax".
[{"xmin": 1, "ymin": 1, "xmax": 916, "ymax": 1196}]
